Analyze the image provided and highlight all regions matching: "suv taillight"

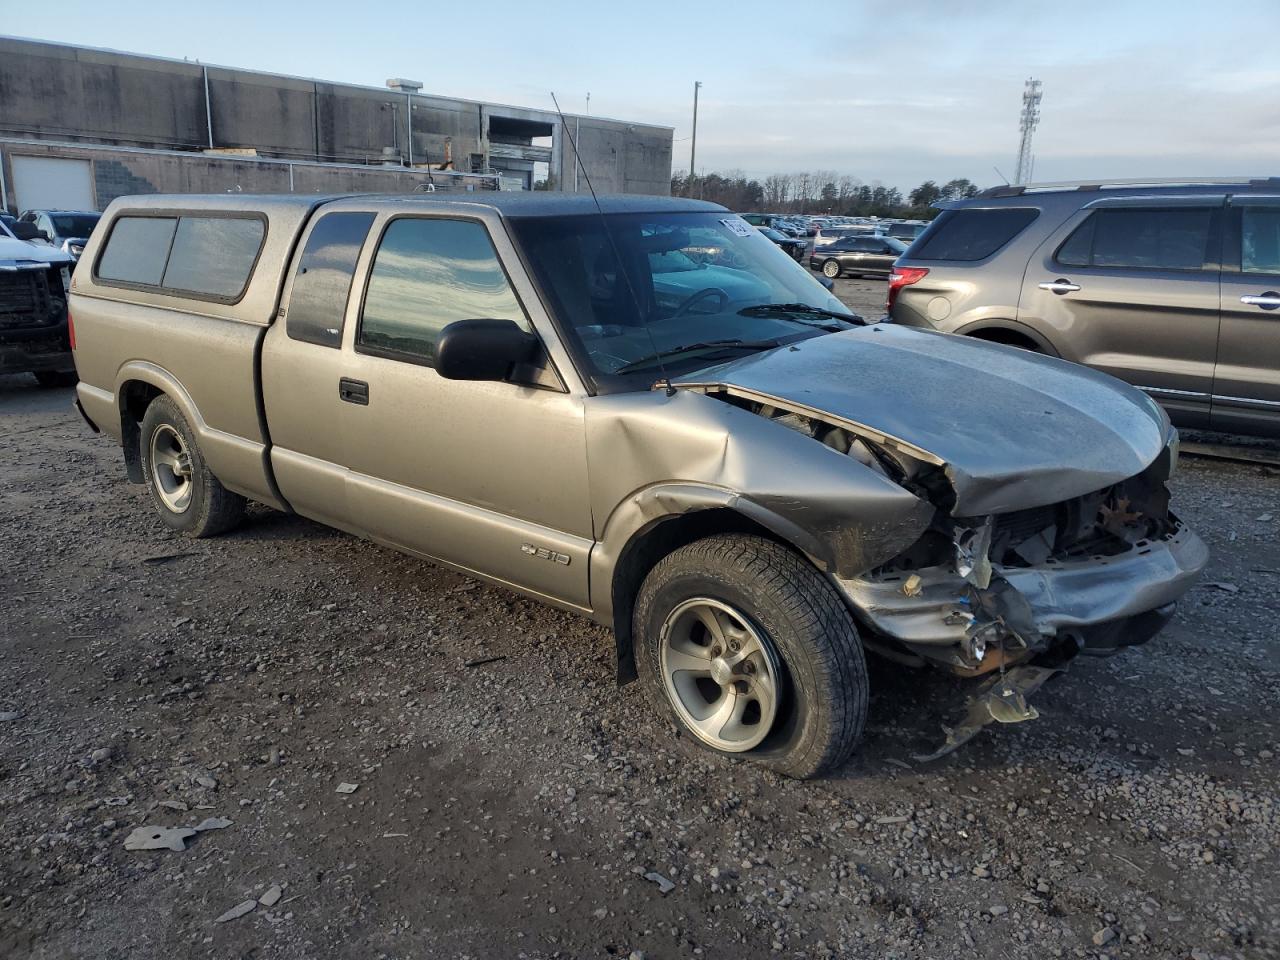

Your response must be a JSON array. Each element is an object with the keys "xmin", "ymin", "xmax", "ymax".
[
  {"xmin": 887, "ymin": 266, "xmax": 928, "ymax": 311},
  {"xmin": 68, "ymin": 309, "xmax": 76, "ymax": 350}
]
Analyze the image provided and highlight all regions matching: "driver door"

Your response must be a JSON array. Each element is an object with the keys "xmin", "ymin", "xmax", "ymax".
[{"xmin": 337, "ymin": 212, "xmax": 594, "ymax": 608}]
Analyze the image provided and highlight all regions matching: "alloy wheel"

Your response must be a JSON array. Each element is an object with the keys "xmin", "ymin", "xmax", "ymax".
[{"xmin": 659, "ymin": 597, "xmax": 782, "ymax": 752}]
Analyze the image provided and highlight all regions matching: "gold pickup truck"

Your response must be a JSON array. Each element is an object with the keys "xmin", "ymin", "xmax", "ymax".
[{"xmin": 69, "ymin": 192, "xmax": 1207, "ymax": 777}]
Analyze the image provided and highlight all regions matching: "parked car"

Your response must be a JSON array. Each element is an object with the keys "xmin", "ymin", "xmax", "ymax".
[
  {"xmin": 19, "ymin": 209, "xmax": 101, "ymax": 260},
  {"xmin": 756, "ymin": 225, "xmax": 807, "ymax": 261},
  {"xmin": 881, "ymin": 219, "xmax": 929, "ymax": 245},
  {"xmin": 811, "ymin": 235, "xmax": 908, "ymax": 279},
  {"xmin": 70, "ymin": 192, "xmax": 1205, "ymax": 777},
  {"xmin": 889, "ymin": 178, "xmax": 1280, "ymax": 438},
  {"xmin": 812, "ymin": 224, "xmax": 875, "ymax": 249},
  {"xmin": 0, "ymin": 216, "xmax": 77, "ymax": 386}
]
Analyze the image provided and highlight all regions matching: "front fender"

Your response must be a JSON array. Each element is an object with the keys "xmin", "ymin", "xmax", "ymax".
[
  {"xmin": 588, "ymin": 481, "xmax": 836, "ymax": 620},
  {"xmin": 585, "ymin": 387, "xmax": 936, "ymax": 629}
]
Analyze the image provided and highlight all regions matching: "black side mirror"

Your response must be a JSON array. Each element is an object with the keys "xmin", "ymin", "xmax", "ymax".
[{"xmin": 436, "ymin": 318, "xmax": 539, "ymax": 382}]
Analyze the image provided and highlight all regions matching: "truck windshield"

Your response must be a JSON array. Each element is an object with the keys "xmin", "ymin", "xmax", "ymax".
[{"xmin": 510, "ymin": 211, "xmax": 855, "ymax": 383}]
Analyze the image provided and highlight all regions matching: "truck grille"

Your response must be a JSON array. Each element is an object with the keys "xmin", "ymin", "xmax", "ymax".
[{"xmin": 0, "ymin": 269, "xmax": 57, "ymax": 330}]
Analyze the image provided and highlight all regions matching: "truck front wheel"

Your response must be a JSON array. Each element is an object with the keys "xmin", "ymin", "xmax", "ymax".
[
  {"xmin": 139, "ymin": 396, "xmax": 246, "ymax": 538},
  {"xmin": 634, "ymin": 534, "xmax": 868, "ymax": 779}
]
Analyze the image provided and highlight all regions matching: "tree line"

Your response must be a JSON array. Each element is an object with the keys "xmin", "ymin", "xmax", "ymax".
[{"xmin": 670, "ymin": 170, "xmax": 981, "ymax": 219}]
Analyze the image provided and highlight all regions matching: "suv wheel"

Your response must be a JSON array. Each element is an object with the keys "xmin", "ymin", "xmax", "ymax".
[
  {"xmin": 140, "ymin": 396, "xmax": 246, "ymax": 537},
  {"xmin": 821, "ymin": 259, "xmax": 842, "ymax": 279},
  {"xmin": 634, "ymin": 534, "xmax": 868, "ymax": 779}
]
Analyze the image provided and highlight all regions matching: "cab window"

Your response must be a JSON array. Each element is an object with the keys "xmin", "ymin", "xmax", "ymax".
[
  {"xmin": 286, "ymin": 212, "xmax": 375, "ymax": 348},
  {"xmin": 357, "ymin": 218, "xmax": 528, "ymax": 364}
]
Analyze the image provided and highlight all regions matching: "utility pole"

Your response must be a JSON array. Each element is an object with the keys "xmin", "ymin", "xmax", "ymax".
[
  {"xmin": 689, "ymin": 80, "xmax": 701, "ymax": 197},
  {"xmin": 1014, "ymin": 78, "xmax": 1042, "ymax": 185}
]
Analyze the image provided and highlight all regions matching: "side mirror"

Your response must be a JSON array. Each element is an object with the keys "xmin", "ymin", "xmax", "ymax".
[
  {"xmin": 436, "ymin": 318, "xmax": 539, "ymax": 382},
  {"xmin": 818, "ymin": 275, "xmax": 835, "ymax": 291}
]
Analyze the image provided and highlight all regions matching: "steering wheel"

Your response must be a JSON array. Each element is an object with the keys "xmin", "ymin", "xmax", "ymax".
[{"xmin": 670, "ymin": 286, "xmax": 729, "ymax": 319}]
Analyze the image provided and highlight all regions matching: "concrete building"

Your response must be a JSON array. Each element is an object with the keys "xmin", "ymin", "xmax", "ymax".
[{"xmin": 0, "ymin": 36, "xmax": 673, "ymax": 213}]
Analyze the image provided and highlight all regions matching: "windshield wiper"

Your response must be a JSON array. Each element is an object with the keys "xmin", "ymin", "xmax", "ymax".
[
  {"xmin": 738, "ymin": 303, "xmax": 862, "ymax": 330},
  {"xmin": 615, "ymin": 338, "xmax": 782, "ymax": 374}
]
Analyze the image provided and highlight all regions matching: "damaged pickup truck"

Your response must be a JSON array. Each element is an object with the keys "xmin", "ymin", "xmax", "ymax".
[{"xmin": 69, "ymin": 193, "xmax": 1207, "ymax": 778}]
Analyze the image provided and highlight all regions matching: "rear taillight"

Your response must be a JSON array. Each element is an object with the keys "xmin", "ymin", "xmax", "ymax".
[
  {"xmin": 887, "ymin": 266, "xmax": 928, "ymax": 312},
  {"xmin": 68, "ymin": 309, "xmax": 76, "ymax": 350}
]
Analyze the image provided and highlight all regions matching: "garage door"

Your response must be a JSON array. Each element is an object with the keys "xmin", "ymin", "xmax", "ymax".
[{"xmin": 11, "ymin": 156, "xmax": 96, "ymax": 212}]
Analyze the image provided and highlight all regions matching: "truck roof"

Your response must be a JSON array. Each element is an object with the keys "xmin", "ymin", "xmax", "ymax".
[{"xmin": 102, "ymin": 192, "xmax": 726, "ymax": 218}]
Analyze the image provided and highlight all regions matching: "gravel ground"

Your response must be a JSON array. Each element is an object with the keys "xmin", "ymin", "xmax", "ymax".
[{"xmin": 1, "ymin": 363, "xmax": 1277, "ymax": 960}]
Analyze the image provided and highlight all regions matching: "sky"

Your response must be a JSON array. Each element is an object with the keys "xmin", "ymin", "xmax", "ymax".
[{"xmin": 5, "ymin": 0, "xmax": 1279, "ymax": 193}]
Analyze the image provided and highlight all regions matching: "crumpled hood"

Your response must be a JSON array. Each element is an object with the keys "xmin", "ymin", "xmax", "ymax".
[
  {"xmin": 0, "ymin": 235, "xmax": 74, "ymax": 266},
  {"xmin": 672, "ymin": 324, "xmax": 1170, "ymax": 515}
]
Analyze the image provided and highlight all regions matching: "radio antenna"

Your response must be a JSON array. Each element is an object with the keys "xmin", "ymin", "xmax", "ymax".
[{"xmin": 550, "ymin": 91, "xmax": 675, "ymax": 394}]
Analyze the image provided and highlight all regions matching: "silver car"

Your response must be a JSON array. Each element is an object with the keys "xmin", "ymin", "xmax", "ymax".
[{"xmin": 69, "ymin": 192, "xmax": 1206, "ymax": 777}]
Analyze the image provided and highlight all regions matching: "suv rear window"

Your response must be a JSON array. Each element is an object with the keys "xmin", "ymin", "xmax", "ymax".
[
  {"xmin": 908, "ymin": 208, "xmax": 1038, "ymax": 261},
  {"xmin": 1057, "ymin": 207, "xmax": 1214, "ymax": 271},
  {"xmin": 95, "ymin": 214, "xmax": 265, "ymax": 301}
]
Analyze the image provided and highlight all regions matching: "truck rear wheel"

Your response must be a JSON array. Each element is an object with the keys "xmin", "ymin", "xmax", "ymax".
[
  {"xmin": 139, "ymin": 396, "xmax": 245, "ymax": 538},
  {"xmin": 634, "ymin": 534, "xmax": 867, "ymax": 779}
]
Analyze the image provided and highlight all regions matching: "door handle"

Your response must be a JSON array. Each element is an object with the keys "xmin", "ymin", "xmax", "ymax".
[
  {"xmin": 1240, "ymin": 292, "xmax": 1280, "ymax": 310},
  {"xmin": 1038, "ymin": 279, "xmax": 1081, "ymax": 295},
  {"xmin": 338, "ymin": 378, "xmax": 369, "ymax": 405}
]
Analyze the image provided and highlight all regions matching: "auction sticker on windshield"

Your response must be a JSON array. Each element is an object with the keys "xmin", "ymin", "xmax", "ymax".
[{"xmin": 720, "ymin": 217, "xmax": 754, "ymax": 238}]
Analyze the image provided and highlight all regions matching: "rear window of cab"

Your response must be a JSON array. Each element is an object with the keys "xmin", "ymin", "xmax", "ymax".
[
  {"xmin": 908, "ymin": 207, "xmax": 1039, "ymax": 262},
  {"xmin": 95, "ymin": 214, "xmax": 266, "ymax": 302}
]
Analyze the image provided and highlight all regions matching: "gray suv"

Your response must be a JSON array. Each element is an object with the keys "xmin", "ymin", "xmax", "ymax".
[{"xmin": 889, "ymin": 178, "xmax": 1280, "ymax": 438}]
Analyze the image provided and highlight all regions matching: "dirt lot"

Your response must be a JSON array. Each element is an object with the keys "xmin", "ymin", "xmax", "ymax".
[{"xmin": 2, "ymin": 331, "xmax": 1278, "ymax": 959}]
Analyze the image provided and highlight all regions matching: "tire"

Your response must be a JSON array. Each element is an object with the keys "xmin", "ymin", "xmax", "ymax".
[
  {"xmin": 34, "ymin": 370, "xmax": 77, "ymax": 388},
  {"xmin": 634, "ymin": 534, "xmax": 868, "ymax": 779},
  {"xmin": 821, "ymin": 259, "xmax": 842, "ymax": 279},
  {"xmin": 139, "ymin": 395, "xmax": 246, "ymax": 538}
]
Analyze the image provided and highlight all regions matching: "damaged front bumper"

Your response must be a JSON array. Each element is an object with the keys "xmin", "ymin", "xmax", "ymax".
[{"xmin": 834, "ymin": 519, "xmax": 1208, "ymax": 666}]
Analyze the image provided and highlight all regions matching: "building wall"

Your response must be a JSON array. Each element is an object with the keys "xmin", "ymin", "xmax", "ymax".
[
  {"xmin": 564, "ymin": 118, "xmax": 673, "ymax": 195},
  {"xmin": 0, "ymin": 139, "xmax": 495, "ymax": 213},
  {"xmin": 0, "ymin": 36, "xmax": 671, "ymax": 196}
]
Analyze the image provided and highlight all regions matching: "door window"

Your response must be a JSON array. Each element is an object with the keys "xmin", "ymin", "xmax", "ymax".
[
  {"xmin": 1056, "ymin": 208, "xmax": 1213, "ymax": 271},
  {"xmin": 357, "ymin": 218, "xmax": 528, "ymax": 364},
  {"xmin": 1241, "ymin": 207, "xmax": 1280, "ymax": 275}
]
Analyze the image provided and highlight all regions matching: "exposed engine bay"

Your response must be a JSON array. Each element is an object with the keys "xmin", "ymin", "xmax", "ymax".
[{"xmin": 677, "ymin": 383, "xmax": 1205, "ymax": 757}]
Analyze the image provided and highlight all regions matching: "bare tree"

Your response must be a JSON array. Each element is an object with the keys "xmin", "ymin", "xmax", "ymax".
[{"xmin": 763, "ymin": 174, "xmax": 790, "ymax": 209}]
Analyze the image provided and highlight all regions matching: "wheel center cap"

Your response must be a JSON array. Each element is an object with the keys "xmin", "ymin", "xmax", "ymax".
[{"xmin": 709, "ymin": 657, "xmax": 733, "ymax": 686}]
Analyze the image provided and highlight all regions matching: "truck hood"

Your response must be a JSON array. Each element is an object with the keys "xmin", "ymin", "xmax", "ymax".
[
  {"xmin": 0, "ymin": 235, "xmax": 75, "ymax": 267},
  {"xmin": 671, "ymin": 324, "xmax": 1170, "ymax": 515}
]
